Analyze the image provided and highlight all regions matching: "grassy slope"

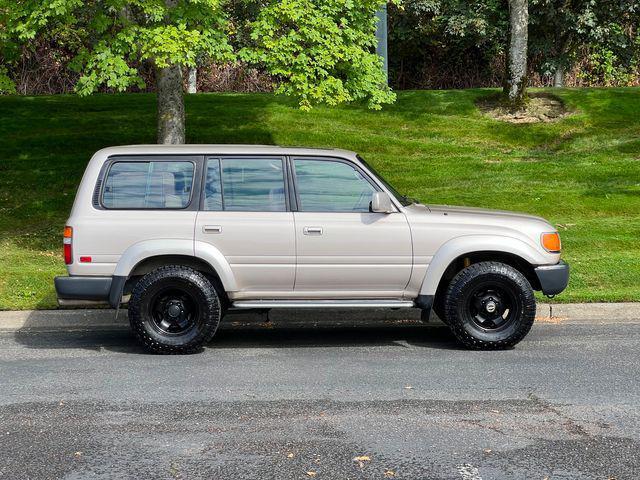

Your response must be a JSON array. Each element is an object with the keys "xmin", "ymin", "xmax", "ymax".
[{"xmin": 0, "ymin": 88, "xmax": 638, "ymax": 309}]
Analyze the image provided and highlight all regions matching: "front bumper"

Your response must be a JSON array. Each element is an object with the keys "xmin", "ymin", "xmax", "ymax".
[
  {"xmin": 54, "ymin": 275, "xmax": 126, "ymax": 308},
  {"xmin": 534, "ymin": 261, "xmax": 570, "ymax": 296}
]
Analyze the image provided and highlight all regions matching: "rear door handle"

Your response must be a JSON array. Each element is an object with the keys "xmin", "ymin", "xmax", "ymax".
[
  {"xmin": 203, "ymin": 225, "xmax": 222, "ymax": 234},
  {"xmin": 303, "ymin": 226, "xmax": 323, "ymax": 235}
]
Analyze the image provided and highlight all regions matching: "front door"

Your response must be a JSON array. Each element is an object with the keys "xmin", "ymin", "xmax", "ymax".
[
  {"xmin": 195, "ymin": 156, "xmax": 295, "ymax": 296},
  {"xmin": 291, "ymin": 157, "xmax": 412, "ymax": 297}
]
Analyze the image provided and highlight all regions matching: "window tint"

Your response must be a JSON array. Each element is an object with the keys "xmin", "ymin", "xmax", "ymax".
[
  {"xmin": 102, "ymin": 161, "xmax": 194, "ymax": 209},
  {"xmin": 294, "ymin": 159, "xmax": 376, "ymax": 212},
  {"xmin": 219, "ymin": 158, "xmax": 286, "ymax": 212}
]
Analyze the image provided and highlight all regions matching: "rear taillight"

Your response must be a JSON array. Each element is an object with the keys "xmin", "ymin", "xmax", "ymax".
[{"xmin": 63, "ymin": 226, "xmax": 73, "ymax": 264}]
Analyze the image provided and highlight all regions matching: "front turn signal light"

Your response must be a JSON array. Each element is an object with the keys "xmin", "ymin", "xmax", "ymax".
[{"xmin": 541, "ymin": 232, "xmax": 561, "ymax": 253}]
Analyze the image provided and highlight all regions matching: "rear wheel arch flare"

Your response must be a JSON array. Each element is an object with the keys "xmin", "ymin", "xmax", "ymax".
[{"xmin": 126, "ymin": 255, "xmax": 228, "ymax": 304}]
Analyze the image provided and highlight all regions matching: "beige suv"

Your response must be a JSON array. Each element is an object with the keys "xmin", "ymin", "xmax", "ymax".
[{"xmin": 55, "ymin": 145, "xmax": 569, "ymax": 353}]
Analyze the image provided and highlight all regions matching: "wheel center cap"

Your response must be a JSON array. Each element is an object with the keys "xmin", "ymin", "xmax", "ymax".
[
  {"xmin": 485, "ymin": 301, "xmax": 497, "ymax": 313},
  {"xmin": 167, "ymin": 304, "xmax": 181, "ymax": 317}
]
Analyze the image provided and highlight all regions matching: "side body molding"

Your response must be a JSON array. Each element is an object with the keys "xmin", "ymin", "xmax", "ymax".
[
  {"xmin": 112, "ymin": 239, "xmax": 238, "ymax": 292},
  {"xmin": 418, "ymin": 235, "xmax": 549, "ymax": 296}
]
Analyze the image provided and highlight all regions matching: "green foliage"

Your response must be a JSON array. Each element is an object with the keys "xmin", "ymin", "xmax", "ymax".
[
  {"xmin": 388, "ymin": 0, "xmax": 639, "ymax": 88},
  {"xmin": 530, "ymin": 0, "xmax": 640, "ymax": 79},
  {"xmin": 242, "ymin": 0, "xmax": 396, "ymax": 110},
  {"xmin": 0, "ymin": 66, "xmax": 15, "ymax": 94},
  {"xmin": 578, "ymin": 48, "xmax": 638, "ymax": 87},
  {"xmin": 388, "ymin": 0, "xmax": 509, "ymax": 88},
  {"xmin": 2, "ymin": 0, "xmax": 396, "ymax": 109},
  {"xmin": 3, "ymin": 0, "xmax": 233, "ymax": 95}
]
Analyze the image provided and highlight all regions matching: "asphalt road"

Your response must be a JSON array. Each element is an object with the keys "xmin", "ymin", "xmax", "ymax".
[{"xmin": 0, "ymin": 313, "xmax": 639, "ymax": 479}]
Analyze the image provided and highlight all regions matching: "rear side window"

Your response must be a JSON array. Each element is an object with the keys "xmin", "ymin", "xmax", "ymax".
[
  {"xmin": 102, "ymin": 161, "xmax": 194, "ymax": 209},
  {"xmin": 204, "ymin": 158, "xmax": 286, "ymax": 212}
]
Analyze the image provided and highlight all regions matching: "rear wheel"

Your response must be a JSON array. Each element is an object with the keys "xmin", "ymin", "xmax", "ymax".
[
  {"xmin": 128, "ymin": 266, "xmax": 221, "ymax": 354},
  {"xmin": 443, "ymin": 261, "xmax": 536, "ymax": 349}
]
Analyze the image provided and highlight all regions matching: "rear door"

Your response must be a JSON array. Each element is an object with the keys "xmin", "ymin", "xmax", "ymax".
[
  {"xmin": 194, "ymin": 156, "xmax": 295, "ymax": 295},
  {"xmin": 73, "ymin": 156, "xmax": 199, "ymax": 276},
  {"xmin": 291, "ymin": 157, "xmax": 412, "ymax": 297}
]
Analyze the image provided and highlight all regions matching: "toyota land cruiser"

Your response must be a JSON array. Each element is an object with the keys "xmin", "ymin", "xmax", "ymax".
[{"xmin": 55, "ymin": 145, "xmax": 569, "ymax": 353}]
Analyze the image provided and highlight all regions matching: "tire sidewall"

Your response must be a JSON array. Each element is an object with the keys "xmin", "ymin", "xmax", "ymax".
[
  {"xmin": 129, "ymin": 267, "xmax": 221, "ymax": 353},
  {"xmin": 445, "ymin": 262, "xmax": 536, "ymax": 348}
]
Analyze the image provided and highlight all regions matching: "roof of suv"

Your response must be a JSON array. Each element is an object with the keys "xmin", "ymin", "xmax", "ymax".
[{"xmin": 95, "ymin": 144, "xmax": 358, "ymax": 159}]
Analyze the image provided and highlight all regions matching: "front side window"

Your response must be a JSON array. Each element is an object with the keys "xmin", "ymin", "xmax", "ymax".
[
  {"xmin": 102, "ymin": 161, "xmax": 194, "ymax": 209},
  {"xmin": 293, "ymin": 159, "xmax": 377, "ymax": 212},
  {"xmin": 204, "ymin": 158, "xmax": 286, "ymax": 212}
]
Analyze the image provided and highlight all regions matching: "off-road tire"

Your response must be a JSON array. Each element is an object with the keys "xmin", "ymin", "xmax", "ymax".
[
  {"xmin": 128, "ymin": 265, "xmax": 222, "ymax": 354},
  {"xmin": 443, "ymin": 261, "xmax": 536, "ymax": 350}
]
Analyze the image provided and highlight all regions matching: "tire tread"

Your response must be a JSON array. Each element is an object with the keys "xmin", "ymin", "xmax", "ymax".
[
  {"xmin": 128, "ymin": 265, "xmax": 221, "ymax": 354},
  {"xmin": 443, "ymin": 261, "xmax": 536, "ymax": 350}
]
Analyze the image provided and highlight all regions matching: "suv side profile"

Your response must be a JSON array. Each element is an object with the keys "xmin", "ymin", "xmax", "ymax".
[{"xmin": 55, "ymin": 145, "xmax": 569, "ymax": 354}]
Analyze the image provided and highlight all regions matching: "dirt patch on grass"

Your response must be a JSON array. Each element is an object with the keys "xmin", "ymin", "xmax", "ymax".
[{"xmin": 477, "ymin": 93, "xmax": 572, "ymax": 123}]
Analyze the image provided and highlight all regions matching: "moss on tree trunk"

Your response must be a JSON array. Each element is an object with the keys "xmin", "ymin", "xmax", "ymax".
[
  {"xmin": 506, "ymin": 0, "xmax": 529, "ymax": 110},
  {"xmin": 156, "ymin": 64, "xmax": 185, "ymax": 144}
]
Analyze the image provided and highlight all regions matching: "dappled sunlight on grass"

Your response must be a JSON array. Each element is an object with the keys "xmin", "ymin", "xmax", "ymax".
[{"xmin": 0, "ymin": 88, "xmax": 639, "ymax": 309}]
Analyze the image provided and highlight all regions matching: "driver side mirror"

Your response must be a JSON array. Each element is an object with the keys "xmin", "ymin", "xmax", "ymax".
[{"xmin": 370, "ymin": 191, "xmax": 396, "ymax": 213}]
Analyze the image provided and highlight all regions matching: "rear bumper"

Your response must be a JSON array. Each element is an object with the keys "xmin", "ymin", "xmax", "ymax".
[
  {"xmin": 534, "ymin": 261, "xmax": 569, "ymax": 296},
  {"xmin": 54, "ymin": 276, "xmax": 125, "ymax": 308}
]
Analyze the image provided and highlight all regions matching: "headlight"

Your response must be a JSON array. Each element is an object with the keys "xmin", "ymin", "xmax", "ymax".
[{"xmin": 541, "ymin": 232, "xmax": 561, "ymax": 253}]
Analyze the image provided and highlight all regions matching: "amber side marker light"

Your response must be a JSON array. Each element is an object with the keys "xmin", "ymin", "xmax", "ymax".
[
  {"xmin": 63, "ymin": 226, "xmax": 73, "ymax": 264},
  {"xmin": 541, "ymin": 232, "xmax": 561, "ymax": 253}
]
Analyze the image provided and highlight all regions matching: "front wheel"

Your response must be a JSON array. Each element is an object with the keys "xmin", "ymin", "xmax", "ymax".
[
  {"xmin": 443, "ymin": 262, "xmax": 536, "ymax": 349},
  {"xmin": 128, "ymin": 266, "xmax": 222, "ymax": 354}
]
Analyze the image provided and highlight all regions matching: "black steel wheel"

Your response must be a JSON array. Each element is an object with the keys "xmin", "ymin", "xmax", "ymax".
[
  {"xmin": 128, "ymin": 266, "xmax": 221, "ymax": 354},
  {"xmin": 443, "ymin": 261, "xmax": 536, "ymax": 349}
]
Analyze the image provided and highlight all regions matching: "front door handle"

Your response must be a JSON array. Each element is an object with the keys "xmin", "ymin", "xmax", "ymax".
[
  {"xmin": 203, "ymin": 225, "xmax": 222, "ymax": 234},
  {"xmin": 303, "ymin": 226, "xmax": 323, "ymax": 235}
]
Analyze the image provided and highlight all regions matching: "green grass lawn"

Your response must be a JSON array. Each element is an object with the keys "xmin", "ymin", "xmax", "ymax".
[{"xmin": 1, "ymin": 88, "xmax": 639, "ymax": 309}]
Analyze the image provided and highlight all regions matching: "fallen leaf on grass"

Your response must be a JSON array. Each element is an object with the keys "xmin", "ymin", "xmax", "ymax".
[
  {"xmin": 306, "ymin": 471, "xmax": 316, "ymax": 477},
  {"xmin": 384, "ymin": 469, "xmax": 396, "ymax": 477},
  {"xmin": 286, "ymin": 453, "xmax": 294, "ymax": 459}
]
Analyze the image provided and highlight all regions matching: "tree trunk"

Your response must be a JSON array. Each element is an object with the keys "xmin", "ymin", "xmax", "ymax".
[
  {"xmin": 187, "ymin": 67, "xmax": 197, "ymax": 94},
  {"xmin": 505, "ymin": 0, "xmax": 528, "ymax": 109},
  {"xmin": 553, "ymin": 66, "xmax": 564, "ymax": 87},
  {"xmin": 156, "ymin": 64, "xmax": 185, "ymax": 144}
]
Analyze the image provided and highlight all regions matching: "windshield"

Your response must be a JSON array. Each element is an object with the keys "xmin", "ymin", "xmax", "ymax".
[{"xmin": 356, "ymin": 155, "xmax": 415, "ymax": 206}]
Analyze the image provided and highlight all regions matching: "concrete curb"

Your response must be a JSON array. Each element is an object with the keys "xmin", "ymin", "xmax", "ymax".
[{"xmin": 0, "ymin": 302, "xmax": 638, "ymax": 332}]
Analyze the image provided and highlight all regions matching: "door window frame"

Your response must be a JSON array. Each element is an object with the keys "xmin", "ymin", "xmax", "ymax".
[
  {"xmin": 289, "ymin": 156, "xmax": 383, "ymax": 214},
  {"xmin": 199, "ymin": 155, "xmax": 291, "ymax": 212}
]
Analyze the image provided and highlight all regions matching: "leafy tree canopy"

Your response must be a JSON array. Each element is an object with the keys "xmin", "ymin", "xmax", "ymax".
[
  {"xmin": 242, "ymin": 0, "xmax": 395, "ymax": 110},
  {"xmin": 3, "ymin": 0, "xmax": 232, "ymax": 95},
  {"xmin": 1, "ymin": 0, "xmax": 395, "ymax": 110}
]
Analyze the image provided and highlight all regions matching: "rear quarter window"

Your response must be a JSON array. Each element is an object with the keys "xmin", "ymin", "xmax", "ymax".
[{"xmin": 102, "ymin": 161, "xmax": 194, "ymax": 209}]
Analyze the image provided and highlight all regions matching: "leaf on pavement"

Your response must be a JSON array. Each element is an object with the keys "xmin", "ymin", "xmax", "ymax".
[{"xmin": 353, "ymin": 456, "xmax": 371, "ymax": 462}]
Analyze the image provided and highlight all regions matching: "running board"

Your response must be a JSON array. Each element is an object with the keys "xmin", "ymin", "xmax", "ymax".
[{"xmin": 231, "ymin": 300, "xmax": 416, "ymax": 309}]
